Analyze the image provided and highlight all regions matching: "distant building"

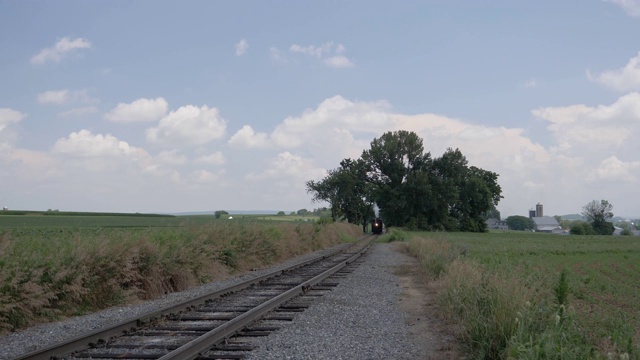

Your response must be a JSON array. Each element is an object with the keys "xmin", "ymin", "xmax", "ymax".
[
  {"xmin": 486, "ymin": 218, "xmax": 509, "ymax": 230},
  {"xmin": 536, "ymin": 203, "xmax": 543, "ymax": 217},
  {"xmin": 529, "ymin": 203, "xmax": 563, "ymax": 233},
  {"xmin": 2, "ymin": 206, "xmax": 7, "ymax": 211},
  {"xmin": 531, "ymin": 216, "xmax": 563, "ymax": 233}
]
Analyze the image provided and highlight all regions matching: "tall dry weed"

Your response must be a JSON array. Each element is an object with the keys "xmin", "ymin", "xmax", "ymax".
[{"xmin": 0, "ymin": 221, "xmax": 361, "ymax": 334}]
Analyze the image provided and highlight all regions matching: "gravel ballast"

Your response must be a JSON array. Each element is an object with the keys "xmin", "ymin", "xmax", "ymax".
[
  {"xmin": 0, "ymin": 242, "xmax": 429, "ymax": 360},
  {"xmin": 245, "ymin": 242, "xmax": 428, "ymax": 359}
]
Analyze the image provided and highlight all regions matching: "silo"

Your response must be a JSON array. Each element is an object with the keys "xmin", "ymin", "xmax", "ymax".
[
  {"xmin": 536, "ymin": 203, "xmax": 543, "ymax": 217},
  {"xmin": 529, "ymin": 209, "xmax": 536, "ymax": 218}
]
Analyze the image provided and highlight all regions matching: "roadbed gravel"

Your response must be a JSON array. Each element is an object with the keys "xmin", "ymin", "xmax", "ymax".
[{"xmin": 0, "ymin": 243, "xmax": 429, "ymax": 360}]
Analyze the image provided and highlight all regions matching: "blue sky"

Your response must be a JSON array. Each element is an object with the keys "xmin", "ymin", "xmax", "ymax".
[{"xmin": 1, "ymin": 0, "xmax": 640, "ymax": 217}]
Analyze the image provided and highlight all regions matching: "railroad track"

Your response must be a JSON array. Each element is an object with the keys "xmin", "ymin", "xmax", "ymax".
[{"xmin": 15, "ymin": 236, "xmax": 374, "ymax": 360}]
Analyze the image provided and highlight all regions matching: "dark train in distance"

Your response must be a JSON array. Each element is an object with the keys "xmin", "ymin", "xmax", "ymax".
[{"xmin": 372, "ymin": 217, "xmax": 383, "ymax": 235}]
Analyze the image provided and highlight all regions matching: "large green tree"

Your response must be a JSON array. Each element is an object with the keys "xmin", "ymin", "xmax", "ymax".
[
  {"xmin": 307, "ymin": 131, "xmax": 502, "ymax": 232},
  {"xmin": 360, "ymin": 130, "xmax": 433, "ymax": 227},
  {"xmin": 306, "ymin": 158, "xmax": 374, "ymax": 227},
  {"xmin": 581, "ymin": 200, "xmax": 614, "ymax": 235}
]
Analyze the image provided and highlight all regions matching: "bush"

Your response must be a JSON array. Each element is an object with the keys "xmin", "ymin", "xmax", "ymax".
[
  {"xmin": 570, "ymin": 221, "xmax": 594, "ymax": 235},
  {"xmin": 378, "ymin": 228, "xmax": 409, "ymax": 243}
]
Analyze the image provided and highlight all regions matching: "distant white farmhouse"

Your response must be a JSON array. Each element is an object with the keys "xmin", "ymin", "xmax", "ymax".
[{"xmin": 486, "ymin": 218, "xmax": 509, "ymax": 230}]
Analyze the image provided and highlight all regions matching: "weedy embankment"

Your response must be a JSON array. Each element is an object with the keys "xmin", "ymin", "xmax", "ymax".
[
  {"xmin": 405, "ymin": 231, "xmax": 639, "ymax": 360},
  {"xmin": 0, "ymin": 221, "xmax": 361, "ymax": 335}
]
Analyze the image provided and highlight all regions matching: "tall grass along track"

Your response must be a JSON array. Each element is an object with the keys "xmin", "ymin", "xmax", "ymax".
[
  {"xmin": 14, "ymin": 236, "xmax": 374, "ymax": 360},
  {"xmin": 405, "ymin": 230, "xmax": 640, "ymax": 360}
]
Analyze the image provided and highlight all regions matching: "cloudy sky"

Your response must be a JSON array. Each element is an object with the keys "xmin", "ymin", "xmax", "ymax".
[{"xmin": 1, "ymin": 1, "xmax": 640, "ymax": 217}]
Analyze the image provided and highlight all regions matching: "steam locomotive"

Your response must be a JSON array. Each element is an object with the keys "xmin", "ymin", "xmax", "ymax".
[{"xmin": 372, "ymin": 217, "xmax": 383, "ymax": 235}]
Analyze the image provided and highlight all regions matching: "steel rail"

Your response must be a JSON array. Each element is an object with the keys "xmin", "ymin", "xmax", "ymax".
[
  {"xmin": 14, "ymin": 237, "xmax": 372, "ymax": 360},
  {"xmin": 158, "ymin": 240, "xmax": 371, "ymax": 360}
]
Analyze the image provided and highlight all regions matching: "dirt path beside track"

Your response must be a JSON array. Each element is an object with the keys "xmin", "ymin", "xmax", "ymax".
[{"xmin": 391, "ymin": 242, "xmax": 462, "ymax": 359}]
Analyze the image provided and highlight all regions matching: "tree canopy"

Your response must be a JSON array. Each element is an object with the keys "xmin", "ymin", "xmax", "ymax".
[
  {"xmin": 506, "ymin": 215, "xmax": 535, "ymax": 231},
  {"xmin": 214, "ymin": 210, "xmax": 229, "ymax": 219},
  {"xmin": 581, "ymin": 200, "xmax": 614, "ymax": 235},
  {"xmin": 306, "ymin": 130, "xmax": 503, "ymax": 232}
]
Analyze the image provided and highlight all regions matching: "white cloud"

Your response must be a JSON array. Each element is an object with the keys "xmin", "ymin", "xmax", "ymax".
[
  {"xmin": 30, "ymin": 37, "xmax": 92, "ymax": 64},
  {"xmin": 270, "ymin": 95, "xmax": 391, "ymax": 148},
  {"xmin": 0, "ymin": 108, "xmax": 26, "ymax": 131},
  {"xmin": 532, "ymin": 92, "xmax": 640, "ymax": 151},
  {"xmin": 235, "ymin": 39, "xmax": 248, "ymax": 56},
  {"xmin": 248, "ymin": 151, "xmax": 325, "ymax": 187},
  {"xmin": 270, "ymin": 47, "xmax": 288, "ymax": 63},
  {"xmin": 52, "ymin": 130, "xmax": 144, "ymax": 158},
  {"xmin": 228, "ymin": 125, "xmax": 269, "ymax": 148},
  {"xmin": 589, "ymin": 156, "xmax": 640, "ymax": 182},
  {"xmin": 290, "ymin": 42, "xmax": 333, "ymax": 58},
  {"xmin": 105, "ymin": 97, "xmax": 168, "ymax": 123},
  {"xmin": 51, "ymin": 130, "xmax": 154, "ymax": 174},
  {"xmin": 324, "ymin": 55, "xmax": 354, "ymax": 68},
  {"xmin": 58, "ymin": 106, "xmax": 99, "ymax": 118},
  {"xmin": 157, "ymin": 150, "xmax": 188, "ymax": 166},
  {"xmin": 195, "ymin": 151, "xmax": 225, "ymax": 165},
  {"xmin": 192, "ymin": 169, "xmax": 224, "ymax": 184},
  {"xmin": 37, "ymin": 89, "xmax": 97, "ymax": 105},
  {"xmin": 588, "ymin": 52, "xmax": 640, "ymax": 91},
  {"xmin": 0, "ymin": 144, "xmax": 59, "ymax": 180},
  {"xmin": 37, "ymin": 90, "xmax": 70, "ymax": 104},
  {"xmin": 523, "ymin": 78, "xmax": 537, "ymax": 88},
  {"xmin": 229, "ymin": 96, "xmax": 391, "ymax": 165},
  {"xmin": 145, "ymin": 105, "xmax": 226, "ymax": 147},
  {"xmin": 606, "ymin": 0, "xmax": 640, "ymax": 17},
  {"xmin": 289, "ymin": 42, "xmax": 354, "ymax": 69}
]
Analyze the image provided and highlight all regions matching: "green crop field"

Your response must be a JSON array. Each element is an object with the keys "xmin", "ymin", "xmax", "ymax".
[
  {"xmin": 0, "ymin": 212, "xmax": 321, "ymax": 230},
  {"xmin": 407, "ymin": 230, "xmax": 640, "ymax": 359}
]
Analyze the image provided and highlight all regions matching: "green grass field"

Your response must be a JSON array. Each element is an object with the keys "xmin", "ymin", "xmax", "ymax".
[
  {"xmin": 405, "ymin": 230, "xmax": 640, "ymax": 359},
  {"xmin": 0, "ymin": 212, "xmax": 320, "ymax": 229}
]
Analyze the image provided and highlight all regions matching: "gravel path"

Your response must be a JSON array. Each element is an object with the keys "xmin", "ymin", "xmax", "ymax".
[
  {"xmin": 245, "ymin": 243, "xmax": 428, "ymax": 359},
  {"xmin": 0, "ymin": 243, "xmax": 428, "ymax": 360}
]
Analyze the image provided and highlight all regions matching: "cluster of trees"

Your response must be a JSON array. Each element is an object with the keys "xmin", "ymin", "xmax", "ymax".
[
  {"xmin": 214, "ymin": 210, "xmax": 229, "ymax": 219},
  {"xmin": 274, "ymin": 208, "xmax": 332, "ymax": 217},
  {"xmin": 306, "ymin": 131, "xmax": 502, "ymax": 232},
  {"xmin": 505, "ymin": 215, "xmax": 535, "ymax": 231},
  {"xmin": 570, "ymin": 200, "xmax": 615, "ymax": 235}
]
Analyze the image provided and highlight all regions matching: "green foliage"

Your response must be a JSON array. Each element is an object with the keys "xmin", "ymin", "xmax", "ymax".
[
  {"xmin": 554, "ymin": 269, "xmax": 569, "ymax": 306},
  {"xmin": 377, "ymin": 228, "xmax": 409, "ymax": 243},
  {"xmin": 570, "ymin": 221, "xmax": 595, "ymax": 235},
  {"xmin": 506, "ymin": 215, "xmax": 535, "ymax": 231},
  {"xmin": 276, "ymin": 211, "xmax": 285, "ymax": 215},
  {"xmin": 0, "ymin": 219, "xmax": 363, "ymax": 334},
  {"xmin": 214, "ymin": 210, "xmax": 229, "ymax": 219},
  {"xmin": 307, "ymin": 131, "xmax": 502, "ymax": 232},
  {"xmin": 408, "ymin": 231, "xmax": 640, "ymax": 360},
  {"xmin": 592, "ymin": 220, "xmax": 614, "ymax": 236},
  {"xmin": 315, "ymin": 217, "xmax": 334, "ymax": 225},
  {"xmin": 582, "ymin": 200, "xmax": 615, "ymax": 235},
  {"xmin": 306, "ymin": 158, "xmax": 374, "ymax": 225},
  {"xmin": 484, "ymin": 205, "xmax": 501, "ymax": 221}
]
